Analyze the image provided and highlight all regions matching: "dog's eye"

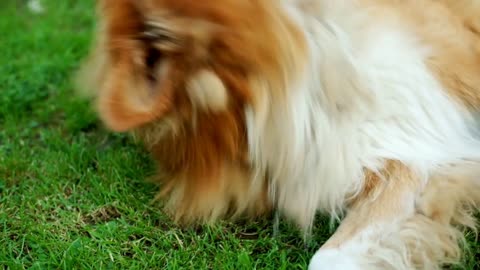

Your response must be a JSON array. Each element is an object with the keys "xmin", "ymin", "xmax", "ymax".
[
  {"xmin": 140, "ymin": 20, "xmax": 182, "ymax": 51},
  {"xmin": 141, "ymin": 21, "xmax": 171, "ymax": 41}
]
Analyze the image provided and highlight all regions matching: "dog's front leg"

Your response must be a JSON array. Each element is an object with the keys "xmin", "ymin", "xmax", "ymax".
[{"xmin": 309, "ymin": 161, "xmax": 421, "ymax": 270}]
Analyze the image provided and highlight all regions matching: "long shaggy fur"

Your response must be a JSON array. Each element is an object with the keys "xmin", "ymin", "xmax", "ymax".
[{"xmin": 77, "ymin": 0, "xmax": 480, "ymax": 269}]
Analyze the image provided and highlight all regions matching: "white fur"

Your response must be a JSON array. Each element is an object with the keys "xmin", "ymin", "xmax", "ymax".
[
  {"xmin": 187, "ymin": 70, "xmax": 228, "ymax": 111},
  {"xmin": 309, "ymin": 248, "xmax": 363, "ymax": 270},
  {"xmin": 245, "ymin": 0, "xmax": 480, "ymax": 268}
]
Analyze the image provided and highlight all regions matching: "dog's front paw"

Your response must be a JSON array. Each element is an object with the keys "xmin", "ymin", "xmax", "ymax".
[{"xmin": 308, "ymin": 249, "xmax": 363, "ymax": 270}]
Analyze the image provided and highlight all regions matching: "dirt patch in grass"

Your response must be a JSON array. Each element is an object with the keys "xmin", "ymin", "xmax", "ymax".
[{"xmin": 82, "ymin": 205, "xmax": 121, "ymax": 225}]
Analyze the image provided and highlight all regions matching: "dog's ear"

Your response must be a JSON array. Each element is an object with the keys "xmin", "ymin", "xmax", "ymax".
[{"xmin": 94, "ymin": 0, "xmax": 186, "ymax": 132}]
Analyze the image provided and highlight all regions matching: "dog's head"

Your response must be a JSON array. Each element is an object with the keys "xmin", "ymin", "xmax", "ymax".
[
  {"xmin": 77, "ymin": 0, "xmax": 306, "ymax": 223},
  {"xmin": 83, "ymin": 0, "xmax": 302, "ymax": 131}
]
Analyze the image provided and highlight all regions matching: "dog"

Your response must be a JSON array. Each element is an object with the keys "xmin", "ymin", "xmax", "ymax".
[{"xmin": 76, "ymin": 0, "xmax": 480, "ymax": 269}]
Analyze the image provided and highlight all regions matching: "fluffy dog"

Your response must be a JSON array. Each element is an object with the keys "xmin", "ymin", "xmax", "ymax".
[{"xmin": 76, "ymin": 0, "xmax": 480, "ymax": 269}]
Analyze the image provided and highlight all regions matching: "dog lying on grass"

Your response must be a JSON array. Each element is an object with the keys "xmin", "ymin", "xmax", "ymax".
[{"xmin": 76, "ymin": 0, "xmax": 480, "ymax": 269}]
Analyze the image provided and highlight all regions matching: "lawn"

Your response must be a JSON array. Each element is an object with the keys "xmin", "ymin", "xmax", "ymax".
[{"xmin": 0, "ymin": 1, "xmax": 478, "ymax": 269}]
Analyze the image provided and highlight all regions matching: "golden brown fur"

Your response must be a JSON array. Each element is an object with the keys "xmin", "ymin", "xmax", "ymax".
[{"xmin": 439, "ymin": 0, "xmax": 480, "ymax": 35}]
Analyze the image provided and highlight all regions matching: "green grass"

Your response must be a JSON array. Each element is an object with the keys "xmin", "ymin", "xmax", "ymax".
[{"xmin": 0, "ymin": 1, "xmax": 478, "ymax": 269}]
